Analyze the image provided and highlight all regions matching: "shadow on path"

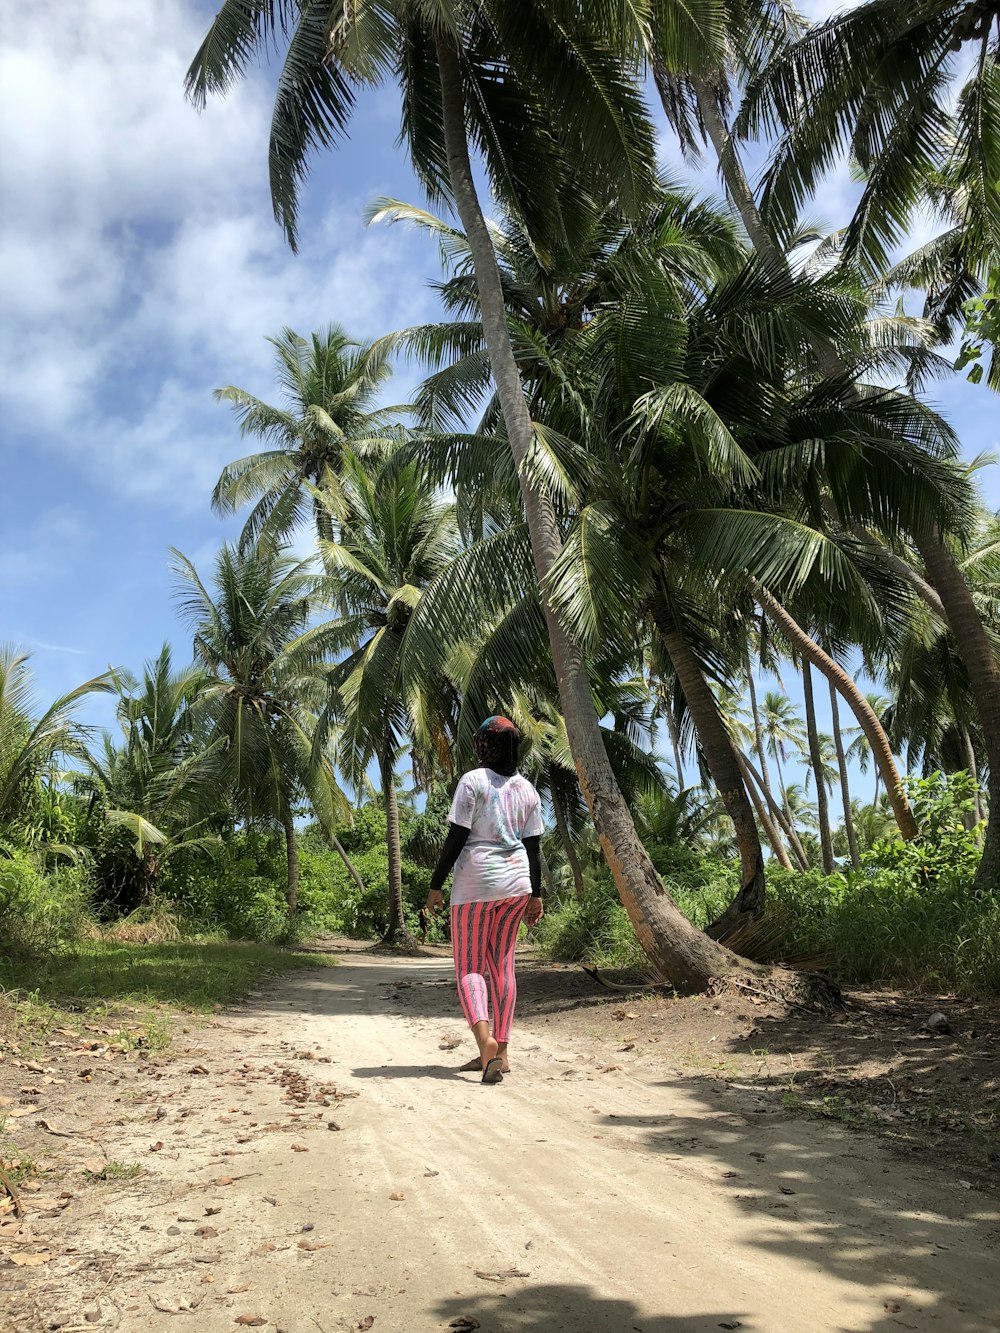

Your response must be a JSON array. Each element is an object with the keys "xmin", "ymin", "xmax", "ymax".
[{"xmin": 435, "ymin": 1284, "xmax": 747, "ymax": 1333}]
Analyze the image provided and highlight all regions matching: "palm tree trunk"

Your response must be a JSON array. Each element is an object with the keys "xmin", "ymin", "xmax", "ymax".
[
  {"xmin": 282, "ymin": 811, "xmax": 298, "ymax": 917},
  {"xmin": 769, "ymin": 745, "xmax": 808, "ymax": 866},
  {"xmin": 550, "ymin": 777, "xmax": 585, "ymax": 899},
  {"xmin": 435, "ymin": 33, "xmax": 762, "ymax": 991},
  {"xmin": 662, "ymin": 696, "xmax": 685, "ymax": 789},
  {"xmin": 741, "ymin": 752, "xmax": 810, "ymax": 870},
  {"xmin": 736, "ymin": 752, "xmax": 793, "ymax": 870},
  {"xmin": 829, "ymin": 681, "xmax": 861, "ymax": 869},
  {"xmin": 959, "ymin": 723, "xmax": 985, "ymax": 835},
  {"xmin": 651, "ymin": 610, "xmax": 766, "ymax": 935},
  {"xmin": 802, "ymin": 662, "xmax": 835, "ymax": 874},
  {"xmin": 755, "ymin": 586, "xmax": 918, "ymax": 840},
  {"xmin": 379, "ymin": 748, "xmax": 411, "ymax": 946},
  {"xmin": 330, "ymin": 832, "xmax": 365, "ymax": 893},
  {"xmin": 690, "ymin": 76, "xmax": 787, "ymax": 268},
  {"xmin": 916, "ymin": 532, "xmax": 1000, "ymax": 889},
  {"xmin": 541, "ymin": 849, "xmax": 557, "ymax": 896},
  {"xmin": 745, "ymin": 655, "xmax": 772, "ymax": 799}
]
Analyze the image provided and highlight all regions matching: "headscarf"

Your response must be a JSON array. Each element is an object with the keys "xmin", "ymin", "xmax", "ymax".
[{"xmin": 474, "ymin": 715, "xmax": 520, "ymax": 777}]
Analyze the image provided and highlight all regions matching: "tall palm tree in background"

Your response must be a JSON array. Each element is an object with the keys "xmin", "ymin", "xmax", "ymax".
[
  {"xmin": 171, "ymin": 541, "xmax": 348, "ymax": 915},
  {"xmin": 800, "ymin": 661, "xmax": 835, "ymax": 873},
  {"xmin": 828, "ymin": 679, "xmax": 861, "ymax": 869},
  {"xmin": 187, "ymin": 0, "xmax": 783, "ymax": 992},
  {"xmin": 310, "ymin": 450, "xmax": 459, "ymax": 944},
  {"xmin": 212, "ymin": 326, "xmax": 403, "ymax": 546}
]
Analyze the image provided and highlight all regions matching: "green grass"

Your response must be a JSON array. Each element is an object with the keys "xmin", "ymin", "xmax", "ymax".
[
  {"xmin": 83, "ymin": 1160, "xmax": 144, "ymax": 1182},
  {"xmin": 0, "ymin": 939, "xmax": 334, "ymax": 1012}
]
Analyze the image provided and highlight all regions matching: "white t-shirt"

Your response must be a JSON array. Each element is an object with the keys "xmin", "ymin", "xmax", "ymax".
[{"xmin": 447, "ymin": 768, "xmax": 544, "ymax": 905}]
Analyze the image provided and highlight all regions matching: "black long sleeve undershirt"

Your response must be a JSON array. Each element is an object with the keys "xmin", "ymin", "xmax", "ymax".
[
  {"xmin": 428, "ymin": 824, "xmax": 543, "ymax": 897},
  {"xmin": 428, "ymin": 822, "xmax": 469, "ymax": 894}
]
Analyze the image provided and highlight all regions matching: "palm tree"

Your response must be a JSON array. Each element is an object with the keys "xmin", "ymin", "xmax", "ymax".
[
  {"xmin": 81, "ymin": 646, "xmax": 223, "ymax": 908},
  {"xmin": 739, "ymin": 0, "xmax": 1000, "ymax": 277},
  {"xmin": 212, "ymin": 326, "xmax": 403, "ymax": 547},
  {"xmin": 310, "ymin": 450, "xmax": 459, "ymax": 945},
  {"xmin": 186, "ymin": 3, "xmax": 780, "ymax": 992},
  {"xmin": 654, "ymin": 4, "xmax": 1000, "ymax": 894},
  {"xmin": 171, "ymin": 541, "xmax": 348, "ymax": 915},
  {"xmin": 0, "ymin": 646, "xmax": 113, "ymax": 836}
]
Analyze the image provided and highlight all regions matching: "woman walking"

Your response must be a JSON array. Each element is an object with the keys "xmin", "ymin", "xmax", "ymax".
[{"xmin": 426, "ymin": 716, "xmax": 544, "ymax": 1084}]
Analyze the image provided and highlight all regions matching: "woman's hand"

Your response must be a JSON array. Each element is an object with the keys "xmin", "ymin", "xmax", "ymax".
[
  {"xmin": 524, "ymin": 897, "xmax": 544, "ymax": 926},
  {"xmin": 425, "ymin": 888, "xmax": 444, "ymax": 915}
]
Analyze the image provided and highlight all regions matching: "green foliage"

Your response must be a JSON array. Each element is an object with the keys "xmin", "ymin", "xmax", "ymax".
[
  {"xmin": 540, "ymin": 775, "xmax": 1000, "ymax": 993},
  {"xmin": 0, "ymin": 851, "xmax": 94, "ymax": 957},
  {"xmin": 535, "ymin": 851, "xmax": 738, "ymax": 971},
  {"xmin": 956, "ymin": 271, "xmax": 999, "ymax": 387},
  {"xmin": 862, "ymin": 772, "xmax": 983, "ymax": 889}
]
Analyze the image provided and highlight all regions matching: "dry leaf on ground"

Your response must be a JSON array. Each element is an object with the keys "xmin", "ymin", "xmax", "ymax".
[
  {"xmin": 297, "ymin": 1240, "xmax": 330, "ymax": 1251},
  {"xmin": 6, "ymin": 1250, "xmax": 52, "ymax": 1266},
  {"xmin": 234, "ymin": 1316, "xmax": 267, "ymax": 1328},
  {"xmin": 389, "ymin": 1191, "xmax": 405, "ymax": 1201},
  {"xmin": 474, "ymin": 1268, "xmax": 530, "ymax": 1282},
  {"xmin": 357, "ymin": 1318, "xmax": 375, "ymax": 1331}
]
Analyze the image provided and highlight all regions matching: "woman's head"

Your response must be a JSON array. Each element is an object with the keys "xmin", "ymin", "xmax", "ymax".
[{"xmin": 474, "ymin": 715, "xmax": 520, "ymax": 777}]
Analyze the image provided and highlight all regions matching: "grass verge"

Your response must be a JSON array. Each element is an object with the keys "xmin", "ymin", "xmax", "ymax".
[{"xmin": 0, "ymin": 938, "xmax": 335, "ymax": 1055}]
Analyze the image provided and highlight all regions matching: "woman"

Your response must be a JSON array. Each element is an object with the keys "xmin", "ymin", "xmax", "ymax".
[{"xmin": 425, "ymin": 716, "xmax": 544, "ymax": 1084}]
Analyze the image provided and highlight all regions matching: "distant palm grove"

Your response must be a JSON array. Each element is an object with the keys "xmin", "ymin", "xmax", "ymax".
[{"xmin": 4, "ymin": 1, "xmax": 1000, "ymax": 1000}]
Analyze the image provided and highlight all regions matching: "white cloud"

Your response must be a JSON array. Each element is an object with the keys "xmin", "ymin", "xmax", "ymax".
[{"xmin": 0, "ymin": 0, "xmax": 436, "ymax": 511}]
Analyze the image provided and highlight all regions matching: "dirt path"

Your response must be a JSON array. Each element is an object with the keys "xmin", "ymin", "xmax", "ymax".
[{"xmin": 10, "ymin": 947, "xmax": 1000, "ymax": 1333}]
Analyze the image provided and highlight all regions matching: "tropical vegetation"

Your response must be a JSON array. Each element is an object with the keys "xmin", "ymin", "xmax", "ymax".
[{"xmin": 5, "ymin": 0, "xmax": 1000, "ymax": 1000}]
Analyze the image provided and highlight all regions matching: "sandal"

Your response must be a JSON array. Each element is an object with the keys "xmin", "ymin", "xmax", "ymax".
[{"xmin": 481, "ymin": 1056, "xmax": 503, "ymax": 1085}]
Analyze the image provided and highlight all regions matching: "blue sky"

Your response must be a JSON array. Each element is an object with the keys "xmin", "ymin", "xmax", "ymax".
[{"xmin": 1, "ymin": 1, "xmax": 998, "ymax": 800}]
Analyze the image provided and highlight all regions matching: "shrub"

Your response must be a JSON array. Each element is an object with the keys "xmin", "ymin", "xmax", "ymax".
[{"xmin": 0, "ymin": 851, "xmax": 94, "ymax": 956}]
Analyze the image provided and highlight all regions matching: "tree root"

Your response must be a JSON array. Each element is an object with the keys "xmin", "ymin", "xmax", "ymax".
[
  {"xmin": 371, "ymin": 930, "xmax": 423, "ymax": 957},
  {"xmin": 708, "ymin": 968, "xmax": 844, "ymax": 1015}
]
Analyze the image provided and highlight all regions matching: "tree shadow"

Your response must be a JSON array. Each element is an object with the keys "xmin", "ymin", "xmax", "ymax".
[
  {"xmin": 595, "ymin": 1075, "xmax": 1000, "ymax": 1332},
  {"xmin": 433, "ymin": 1284, "xmax": 747, "ymax": 1332},
  {"xmin": 351, "ymin": 1063, "xmax": 464, "ymax": 1080}
]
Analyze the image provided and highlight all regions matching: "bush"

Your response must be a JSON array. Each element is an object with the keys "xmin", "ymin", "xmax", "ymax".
[{"xmin": 0, "ymin": 851, "xmax": 94, "ymax": 956}]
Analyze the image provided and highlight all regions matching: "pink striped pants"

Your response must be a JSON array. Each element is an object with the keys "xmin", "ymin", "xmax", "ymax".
[{"xmin": 451, "ymin": 896, "xmax": 529, "ymax": 1042}]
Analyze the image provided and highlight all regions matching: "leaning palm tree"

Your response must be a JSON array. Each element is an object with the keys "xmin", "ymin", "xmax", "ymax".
[
  {"xmin": 171, "ymin": 541, "xmax": 348, "ymax": 915},
  {"xmin": 187, "ymin": 2, "xmax": 788, "ymax": 993},
  {"xmin": 0, "ymin": 645, "xmax": 113, "ymax": 836},
  {"xmin": 212, "ymin": 326, "xmax": 404, "ymax": 547}
]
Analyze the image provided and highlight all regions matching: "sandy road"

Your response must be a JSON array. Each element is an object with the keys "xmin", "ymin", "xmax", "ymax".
[{"xmin": 67, "ymin": 948, "xmax": 1000, "ymax": 1333}]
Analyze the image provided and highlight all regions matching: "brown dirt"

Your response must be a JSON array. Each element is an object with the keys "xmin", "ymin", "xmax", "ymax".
[{"xmin": 1, "ymin": 940, "xmax": 998, "ymax": 1332}]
